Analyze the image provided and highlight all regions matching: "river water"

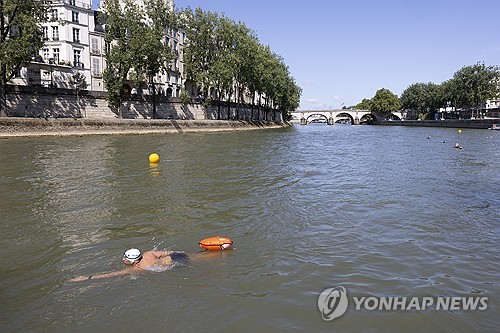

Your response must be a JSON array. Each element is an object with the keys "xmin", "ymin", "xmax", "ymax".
[{"xmin": 0, "ymin": 124, "xmax": 498, "ymax": 332}]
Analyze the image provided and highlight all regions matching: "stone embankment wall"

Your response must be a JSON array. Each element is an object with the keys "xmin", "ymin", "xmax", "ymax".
[
  {"xmin": 377, "ymin": 119, "xmax": 497, "ymax": 129},
  {"xmin": 0, "ymin": 117, "xmax": 291, "ymax": 137},
  {"xmin": 5, "ymin": 85, "xmax": 283, "ymax": 122}
]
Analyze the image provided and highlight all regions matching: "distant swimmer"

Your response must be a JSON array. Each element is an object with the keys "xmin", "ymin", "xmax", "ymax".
[
  {"xmin": 455, "ymin": 143, "xmax": 462, "ymax": 149},
  {"xmin": 441, "ymin": 140, "xmax": 446, "ymax": 143},
  {"xmin": 70, "ymin": 249, "xmax": 190, "ymax": 282}
]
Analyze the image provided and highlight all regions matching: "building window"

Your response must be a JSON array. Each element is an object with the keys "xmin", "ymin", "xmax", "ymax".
[
  {"xmin": 51, "ymin": 9, "xmax": 58, "ymax": 21},
  {"xmin": 92, "ymin": 58, "xmax": 101, "ymax": 76},
  {"xmin": 43, "ymin": 26, "xmax": 48, "ymax": 40},
  {"xmin": 53, "ymin": 48, "xmax": 59, "ymax": 64},
  {"xmin": 91, "ymin": 37, "xmax": 99, "ymax": 54},
  {"xmin": 42, "ymin": 48, "xmax": 49, "ymax": 61},
  {"xmin": 105, "ymin": 41, "xmax": 110, "ymax": 54},
  {"xmin": 69, "ymin": 0, "xmax": 76, "ymax": 5},
  {"xmin": 52, "ymin": 26, "xmax": 59, "ymax": 41},
  {"xmin": 72, "ymin": 11, "xmax": 79, "ymax": 23},
  {"xmin": 74, "ymin": 49, "xmax": 81, "ymax": 67},
  {"xmin": 73, "ymin": 28, "xmax": 80, "ymax": 43}
]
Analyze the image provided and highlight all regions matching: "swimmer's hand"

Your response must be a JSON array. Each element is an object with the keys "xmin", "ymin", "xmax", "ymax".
[{"xmin": 70, "ymin": 275, "xmax": 91, "ymax": 282}]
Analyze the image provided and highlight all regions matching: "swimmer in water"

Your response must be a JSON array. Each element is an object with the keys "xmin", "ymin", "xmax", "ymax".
[{"xmin": 70, "ymin": 249, "xmax": 190, "ymax": 282}]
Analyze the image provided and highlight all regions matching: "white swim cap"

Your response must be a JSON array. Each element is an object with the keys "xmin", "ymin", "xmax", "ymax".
[{"xmin": 123, "ymin": 248, "xmax": 142, "ymax": 261}]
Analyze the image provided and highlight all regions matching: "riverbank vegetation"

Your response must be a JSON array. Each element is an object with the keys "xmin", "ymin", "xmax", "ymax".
[
  {"xmin": 355, "ymin": 62, "xmax": 500, "ymax": 119},
  {"xmin": 178, "ymin": 8, "xmax": 302, "ymax": 119}
]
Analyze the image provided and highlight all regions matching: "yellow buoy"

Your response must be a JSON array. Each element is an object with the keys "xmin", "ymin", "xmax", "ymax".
[
  {"xmin": 149, "ymin": 153, "xmax": 160, "ymax": 163},
  {"xmin": 458, "ymin": 129, "xmax": 462, "ymax": 134}
]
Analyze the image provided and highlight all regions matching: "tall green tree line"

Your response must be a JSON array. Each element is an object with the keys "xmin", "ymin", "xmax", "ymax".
[
  {"xmin": 400, "ymin": 63, "xmax": 499, "ymax": 118},
  {"xmin": 357, "ymin": 62, "xmax": 500, "ymax": 117},
  {"xmin": 179, "ymin": 7, "xmax": 301, "ymax": 119}
]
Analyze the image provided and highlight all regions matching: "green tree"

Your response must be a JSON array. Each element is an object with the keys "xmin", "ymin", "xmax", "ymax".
[
  {"xmin": 262, "ymin": 51, "xmax": 301, "ymax": 118},
  {"xmin": 133, "ymin": 0, "xmax": 175, "ymax": 118},
  {"xmin": 355, "ymin": 98, "xmax": 372, "ymax": 110},
  {"xmin": 245, "ymin": 43, "xmax": 267, "ymax": 118},
  {"xmin": 209, "ymin": 14, "xmax": 239, "ymax": 119},
  {"xmin": 0, "ymin": 0, "xmax": 47, "ymax": 116},
  {"xmin": 449, "ymin": 62, "xmax": 500, "ymax": 116},
  {"xmin": 400, "ymin": 82, "xmax": 442, "ymax": 118},
  {"xmin": 103, "ymin": 0, "xmax": 147, "ymax": 117},
  {"xmin": 232, "ymin": 22, "xmax": 256, "ymax": 104},
  {"xmin": 70, "ymin": 72, "xmax": 87, "ymax": 117},
  {"xmin": 370, "ymin": 88, "xmax": 401, "ymax": 114},
  {"xmin": 440, "ymin": 79, "xmax": 458, "ymax": 110},
  {"xmin": 181, "ymin": 8, "xmax": 218, "ymax": 106}
]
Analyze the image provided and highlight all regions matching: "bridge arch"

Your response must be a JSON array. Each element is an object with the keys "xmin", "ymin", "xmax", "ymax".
[
  {"xmin": 335, "ymin": 112, "xmax": 355, "ymax": 125},
  {"xmin": 360, "ymin": 113, "xmax": 377, "ymax": 124},
  {"xmin": 305, "ymin": 113, "xmax": 329, "ymax": 124},
  {"xmin": 292, "ymin": 109, "xmax": 379, "ymax": 125}
]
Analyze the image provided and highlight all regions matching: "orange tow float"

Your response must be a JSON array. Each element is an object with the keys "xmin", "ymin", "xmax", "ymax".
[{"xmin": 198, "ymin": 236, "xmax": 233, "ymax": 251}]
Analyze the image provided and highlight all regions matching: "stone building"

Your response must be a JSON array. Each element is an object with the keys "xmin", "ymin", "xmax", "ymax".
[
  {"xmin": 10, "ymin": 0, "xmax": 185, "ymax": 99},
  {"xmin": 11, "ymin": 0, "xmax": 93, "ymax": 90}
]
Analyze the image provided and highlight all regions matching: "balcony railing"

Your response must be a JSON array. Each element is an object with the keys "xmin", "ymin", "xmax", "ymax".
[
  {"xmin": 73, "ymin": 61, "xmax": 84, "ymax": 68},
  {"xmin": 59, "ymin": 0, "xmax": 91, "ymax": 10}
]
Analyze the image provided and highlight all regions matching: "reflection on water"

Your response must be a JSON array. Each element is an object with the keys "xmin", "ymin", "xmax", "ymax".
[{"xmin": 0, "ymin": 126, "xmax": 498, "ymax": 332}]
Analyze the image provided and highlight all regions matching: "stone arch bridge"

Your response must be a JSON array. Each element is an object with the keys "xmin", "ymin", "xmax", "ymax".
[{"xmin": 290, "ymin": 109, "xmax": 402, "ymax": 125}]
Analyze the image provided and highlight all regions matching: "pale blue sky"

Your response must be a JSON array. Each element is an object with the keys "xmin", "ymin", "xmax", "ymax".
[{"xmin": 93, "ymin": 0, "xmax": 500, "ymax": 110}]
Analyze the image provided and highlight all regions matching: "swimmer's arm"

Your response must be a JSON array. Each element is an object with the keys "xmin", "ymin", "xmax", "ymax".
[{"xmin": 70, "ymin": 268, "xmax": 137, "ymax": 282}]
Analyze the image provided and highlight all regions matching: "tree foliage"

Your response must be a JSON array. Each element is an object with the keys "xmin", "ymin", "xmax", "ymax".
[
  {"xmin": 400, "ymin": 82, "xmax": 442, "ymax": 113},
  {"xmin": 398, "ymin": 62, "xmax": 499, "ymax": 117},
  {"xmin": 0, "ymin": 0, "xmax": 47, "ymax": 116},
  {"xmin": 179, "ymin": 7, "xmax": 301, "ymax": 118},
  {"xmin": 370, "ymin": 88, "xmax": 401, "ymax": 113},
  {"xmin": 447, "ymin": 62, "xmax": 500, "ymax": 110},
  {"xmin": 355, "ymin": 98, "xmax": 372, "ymax": 110}
]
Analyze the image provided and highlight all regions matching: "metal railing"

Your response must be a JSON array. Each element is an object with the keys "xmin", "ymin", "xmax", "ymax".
[{"xmin": 59, "ymin": 0, "xmax": 91, "ymax": 10}]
